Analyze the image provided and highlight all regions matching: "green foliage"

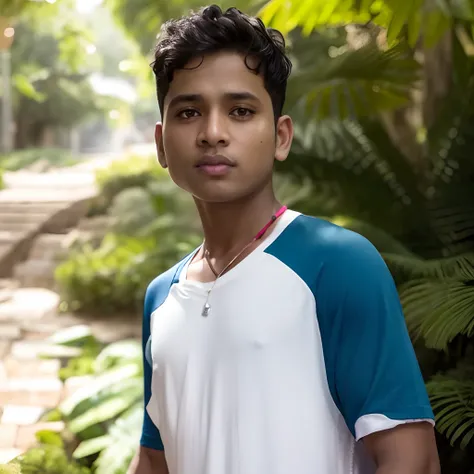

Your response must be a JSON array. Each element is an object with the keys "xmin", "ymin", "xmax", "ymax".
[
  {"xmin": 108, "ymin": 187, "xmax": 157, "ymax": 235},
  {"xmin": 0, "ymin": 168, "xmax": 4, "ymax": 190},
  {"xmin": 286, "ymin": 32, "xmax": 420, "ymax": 120},
  {"xmin": 7, "ymin": 445, "xmax": 90, "ymax": 474},
  {"xmin": 428, "ymin": 365, "xmax": 474, "ymax": 450},
  {"xmin": 55, "ymin": 234, "xmax": 165, "ymax": 313},
  {"xmin": 0, "ymin": 464, "xmax": 20, "ymax": 474},
  {"xmin": 55, "ymin": 231, "xmax": 200, "ymax": 314},
  {"xmin": 9, "ymin": 8, "xmax": 125, "ymax": 148},
  {"xmin": 55, "ymin": 338, "xmax": 144, "ymax": 474},
  {"xmin": 0, "ymin": 148, "xmax": 79, "ymax": 172},
  {"xmin": 57, "ymin": 152, "xmax": 201, "ymax": 314},
  {"xmin": 57, "ymin": 330, "xmax": 102, "ymax": 381},
  {"xmin": 259, "ymin": 0, "xmax": 456, "ymax": 48},
  {"xmin": 391, "ymin": 254, "xmax": 474, "ymax": 350},
  {"xmin": 107, "ymin": 0, "xmax": 256, "ymax": 54},
  {"xmin": 92, "ymin": 154, "xmax": 167, "ymax": 214},
  {"xmin": 0, "ymin": 0, "xmax": 64, "ymax": 18}
]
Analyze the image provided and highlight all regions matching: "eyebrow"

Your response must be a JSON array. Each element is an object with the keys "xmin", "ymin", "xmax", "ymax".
[{"xmin": 167, "ymin": 91, "xmax": 261, "ymax": 109}]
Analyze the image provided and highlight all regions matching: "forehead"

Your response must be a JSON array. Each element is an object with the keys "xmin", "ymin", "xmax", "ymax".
[{"xmin": 165, "ymin": 51, "xmax": 268, "ymax": 106}]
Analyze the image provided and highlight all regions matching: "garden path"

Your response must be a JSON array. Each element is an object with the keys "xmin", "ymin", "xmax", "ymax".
[{"xmin": 0, "ymin": 149, "xmax": 148, "ymax": 464}]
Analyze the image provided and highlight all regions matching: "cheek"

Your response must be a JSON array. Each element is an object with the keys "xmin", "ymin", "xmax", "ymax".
[
  {"xmin": 163, "ymin": 128, "xmax": 189, "ymax": 155},
  {"xmin": 243, "ymin": 122, "xmax": 276, "ymax": 157}
]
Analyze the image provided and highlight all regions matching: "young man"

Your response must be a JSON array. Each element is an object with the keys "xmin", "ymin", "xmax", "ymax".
[{"xmin": 129, "ymin": 5, "xmax": 440, "ymax": 474}]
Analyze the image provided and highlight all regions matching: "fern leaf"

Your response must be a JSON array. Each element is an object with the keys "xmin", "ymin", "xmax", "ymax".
[
  {"xmin": 427, "ymin": 375, "xmax": 474, "ymax": 449},
  {"xmin": 399, "ymin": 277, "xmax": 474, "ymax": 349}
]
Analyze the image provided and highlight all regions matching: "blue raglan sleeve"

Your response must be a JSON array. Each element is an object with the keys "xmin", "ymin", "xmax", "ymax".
[
  {"xmin": 314, "ymin": 230, "xmax": 435, "ymax": 441},
  {"xmin": 140, "ymin": 282, "xmax": 165, "ymax": 451}
]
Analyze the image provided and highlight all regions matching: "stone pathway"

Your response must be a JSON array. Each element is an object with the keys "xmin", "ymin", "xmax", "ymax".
[
  {"xmin": 0, "ymin": 148, "xmax": 151, "ymax": 464},
  {"xmin": 0, "ymin": 285, "xmax": 140, "ymax": 464}
]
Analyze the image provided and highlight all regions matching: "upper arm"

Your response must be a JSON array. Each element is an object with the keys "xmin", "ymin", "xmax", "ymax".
[
  {"xmin": 314, "ymin": 230, "xmax": 435, "ymax": 441},
  {"xmin": 364, "ymin": 422, "xmax": 440, "ymax": 473},
  {"xmin": 140, "ymin": 285, "xmax": 165, "ymax": 451},
  {"xmin": 129, "ymin": 446, "xmax": 168, "ymax": 474}
]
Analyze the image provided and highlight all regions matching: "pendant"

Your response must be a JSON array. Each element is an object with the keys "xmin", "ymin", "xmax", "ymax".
[{"xmin": 202, "ymin": 302, "xmax": 211, "ymax": 317}]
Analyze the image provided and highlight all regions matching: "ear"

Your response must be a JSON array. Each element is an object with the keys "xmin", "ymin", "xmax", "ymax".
[
  {"xmin": 155, "ymin": 122, "xmax": 167, "ymax": 168},
  {"xmin": 275, "ymin": 115, "xmax": 294, "ymax": 163}
]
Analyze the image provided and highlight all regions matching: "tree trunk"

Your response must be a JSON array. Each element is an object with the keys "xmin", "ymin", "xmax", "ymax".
[{"xmin": 422, "ymin": 31, "xmax": 452, "ymax": 130}]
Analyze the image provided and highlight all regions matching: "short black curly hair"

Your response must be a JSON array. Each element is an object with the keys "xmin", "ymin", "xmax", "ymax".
[{"xmin": 152, "ymin": 5, "xmax": 292, "ymax": 121}]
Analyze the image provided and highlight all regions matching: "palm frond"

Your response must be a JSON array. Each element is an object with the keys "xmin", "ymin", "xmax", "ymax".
[
  {"xmin": 425, "ymin": 42, "xmax": 474, "ymax": 256},
  {"xmin": 286, "ymin": 35, "xmax": 420, "ymax": 120},
  {"xmin": 259, "ymin": 0, "xmax": 452, "ymax": 47},
  {"xmin": 282, "ymin": 115, "xmax": 425, "ymax": 237},
  {"xmin": 399, "ymin": 276, "xmax": 474, "ymax": 350},
  {"xmin": 383, "ymin": 252, "xmax": 474, "ymax": 280},
  {"xmin": 428, "ymin": 367, "xmax": 474, "ymax": 449}
]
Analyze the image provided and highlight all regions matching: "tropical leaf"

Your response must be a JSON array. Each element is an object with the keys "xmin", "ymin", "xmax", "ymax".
[
  {"xmin": 286, "ymin": 35, "xmax": 420, "ymax": 120},
  {"xmin": 48, "ymin": 325, "xmax": 95, "ymax": 347},
  {"xmin": 383, "ymin": 253, "xmax": 474, "ymax": 280},
  {"xmin": 107, "ymin": 0, "xmax": 262, "ymax": 54},
  {"xmin": 59, "ymin": 364, "xmax": 141, "ymax": 417},
  {"xmin": 92, "ymin": 405, "xmax": 143, "ymax": 474},
  {"xmin": 73, "ymin": 435, "xmax": 112, "ymax": 459},
  {"xmin": 93, "ymin": 340, "xmax": 142, "ymax": 372},
  {"xmin": 259, "ymin": 0, "xmax": 454, "ymax": 47},
  {"xmin": 428, "ymin": 368, "xmax": 474, "ymax": 448},
  {"xmin": 283, "ymin": 115, "xmax": 425, "ymax": 237},
  {"xmin": 398, "ymin": 262, "xmax": 474, "ymax": 349},
  {"xmin": 68, "ymin": 385, "xmax": 142, "ymax": 434},
  {"xmin": 427, "ymin": 82, "xmax": 474, "ymax": 256}
]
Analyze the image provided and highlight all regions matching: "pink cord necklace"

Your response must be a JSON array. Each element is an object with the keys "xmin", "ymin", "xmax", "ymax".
[{"xmin": 201, "ymin": 205, "xmax": 287, "ymax": 317}]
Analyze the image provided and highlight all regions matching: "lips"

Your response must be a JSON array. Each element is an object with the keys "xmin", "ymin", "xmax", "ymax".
[{"xmin": 195, "ymin": 154, "xmax": 236, "ymax": 177}]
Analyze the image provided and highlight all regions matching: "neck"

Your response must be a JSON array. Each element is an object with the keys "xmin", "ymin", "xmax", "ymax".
[{"xmin": 195, "ymin": 186, "xmax": 281, "ymax": 258}]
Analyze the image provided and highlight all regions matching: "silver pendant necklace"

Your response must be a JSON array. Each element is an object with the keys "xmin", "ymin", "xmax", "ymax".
[{"xmin": 200, "ymin": 205, "xmax": 287, "ymax": 317}]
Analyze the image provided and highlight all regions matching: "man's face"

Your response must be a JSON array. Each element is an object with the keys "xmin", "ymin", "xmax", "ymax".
[{"xmin": 155, "ymin": 51, "xmax": 293, "ymax": 203}]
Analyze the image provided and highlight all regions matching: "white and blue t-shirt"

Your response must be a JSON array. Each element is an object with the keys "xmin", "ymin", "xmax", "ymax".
[{"xmin": 140, "ymin": 210, "xmax": 434, "ymax": 474}]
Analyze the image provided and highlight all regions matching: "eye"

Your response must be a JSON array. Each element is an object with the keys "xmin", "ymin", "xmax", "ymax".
[
  {"xmin": 177, "ymin": 109, "xmax": 199, "ymax": 119},
  {"xmin": 231, "ymin": 107, "xmax": 255, "ymax": 118}
]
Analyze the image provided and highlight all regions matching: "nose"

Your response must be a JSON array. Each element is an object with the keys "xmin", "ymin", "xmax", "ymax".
[{"xmin": 197, "ymin": 109, "xmax": 229, "ymax": 148}]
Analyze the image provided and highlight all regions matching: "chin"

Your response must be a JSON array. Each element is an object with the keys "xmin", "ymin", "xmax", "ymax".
[{"xmin": 191, "ymin": 184, "xmax": 254, "ymax": 204}]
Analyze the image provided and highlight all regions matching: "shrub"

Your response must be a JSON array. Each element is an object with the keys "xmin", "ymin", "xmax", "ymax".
[
  {"xmin": 108, "ymin": 187, "xmax": 157, "ymax": 235},
  {"xmin": 0, "ymin": 148, "xmax": 79, "ymax": 171},
  {"xmin": 91, "ymin": 154, "xmax": 167, "ymax": 215},
  {"xmin": 7, "ymin": 445, "xmax": 90, "ymax": 474},
  {"xmin": 56, "ymin": 151, "xmax": 201, "ymax": 315},
  {"xmin": 44, "ymin": 329, "xmax": 144, "ymax": 474},
  {"xmin": 55, "ymin": 231, "xmax": 200, "ymax": 314}
]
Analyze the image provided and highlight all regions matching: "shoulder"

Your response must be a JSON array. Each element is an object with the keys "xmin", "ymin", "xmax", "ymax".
[
  {"xmin": 267, "ymin": 213, "xmax": 386, "ymax": 285},
  {"xmin": 293, "ymin": 214, "xmax": 380, "ymax": 260},
  {"xmin": 144, "ymin": 252, "xmax": 194, "ymax": 317}
]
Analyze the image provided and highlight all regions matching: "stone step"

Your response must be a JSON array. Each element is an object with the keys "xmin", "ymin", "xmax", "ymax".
[
  {"xmin": 29, "ymin": 234, "xmax": 70, "ymax": 261},
  {"xmin": 0, "ymin": 243, "xmax": 12, "ymax": 258},
  {"xmin": 0, "ymin": 212, "xmax": 52, "ymax": 224},
  {"xmin": 14, "ymin": 260, "xmax": 58, "ymax": 289},
  {"xmin": 3, "ymin": 358, "xmax": 60, "ymax": 378},
  {"xmin": 1, "ymin": 405, "xmax": 45, "ymax": 425},
  {"xmin": 0, "ymin": 202, "xmax": 69, "ymax": 214},
  {"xmin": 0, "ymin": 288, "xmax": 59, "ymax": 322},
  {"xmin": 0, "ymin": 188, "xmax": 95, "ymax": 203},
  {"xmin": 0, "ymin": 324, "xmax": 21, "ymax": 340},
  {"xmin": 1, "ymin": 222, "xmax": 40, "ymax": 233},
  {"xmin": 0, "ymin": 378, "xmax": 63, "ymax": 407},
  {"xmin": 0, "ymin": 231, "xmax": 29, "ymax": 244},
  {"xmin": 0, "ymin": 279, "xmax": 18, "ymax": 290}
]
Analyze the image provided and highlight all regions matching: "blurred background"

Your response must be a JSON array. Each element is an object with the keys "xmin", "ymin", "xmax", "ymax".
[{"xmin": 0, "ymin": 0, "xmax": 473, "ymax": 472}]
